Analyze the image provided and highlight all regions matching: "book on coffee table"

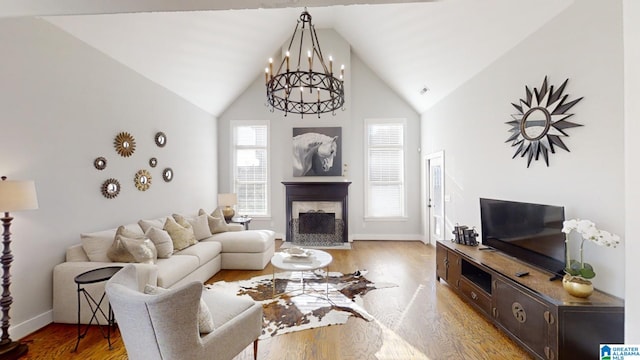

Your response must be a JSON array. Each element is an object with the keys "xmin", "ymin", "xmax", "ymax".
[{"xmin": 282, "ymin": 254, "xmax": 313, "ymax": 263}]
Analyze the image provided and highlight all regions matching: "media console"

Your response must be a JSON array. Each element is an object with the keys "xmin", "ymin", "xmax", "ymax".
[{"xmin": 436, "ymin": 240, "xmax": 624, "ymax": 360}]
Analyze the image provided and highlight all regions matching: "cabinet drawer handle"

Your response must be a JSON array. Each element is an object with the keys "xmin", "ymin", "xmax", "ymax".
[
  {"xmin": 544, "ymin": 346, "xmax": 555, "ymax": 360},
  {"xmin": 471, "ymin": 291, "xmax": 478, "ymax": 300}
]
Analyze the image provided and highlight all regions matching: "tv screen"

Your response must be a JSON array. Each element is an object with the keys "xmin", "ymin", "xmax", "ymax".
[{"xmin": 479, "ymin": 198, "xmax": 566, "ymax": 276}]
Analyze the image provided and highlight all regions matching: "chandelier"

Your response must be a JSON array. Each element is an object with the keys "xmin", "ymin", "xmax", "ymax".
[{"xmin": 265, "ymin": 9, "xmax": 345, "ymax": 118}]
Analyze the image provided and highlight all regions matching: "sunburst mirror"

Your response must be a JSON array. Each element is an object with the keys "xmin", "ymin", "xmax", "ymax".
[
  {"xmin": 506, "ymin": 77, "xmax": 583, "ymax": 167},
  {"xmin": 134, "ymin": 169, "xmax": 152, "ymax": 191},
  {"xmin": 114, "ymin": 132, "xmax": 136, "ymax": 157},
  {"xmin": 101, "ymin": 178, "xmax": 121, "ymax": 199}
]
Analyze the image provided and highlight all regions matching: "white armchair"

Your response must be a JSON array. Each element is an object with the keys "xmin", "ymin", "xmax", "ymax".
[{"xmin": 106, "ymin": 264, "xmax": 262, "ymax": 360}]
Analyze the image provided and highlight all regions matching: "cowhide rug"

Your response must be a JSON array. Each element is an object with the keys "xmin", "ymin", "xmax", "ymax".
[{"xmin": 206, "ymin": 270, "xmax": 396, "ymax": 339}]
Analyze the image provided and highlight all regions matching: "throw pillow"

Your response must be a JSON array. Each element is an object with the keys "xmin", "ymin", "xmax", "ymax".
[
  {"xmin": 145, "ymin": 227, "xmax": 174, "ymax": 258},
  {"xmin": 173, "ymin": 214, "xmax": 212, "ymax": 241},
  {"xmin": 164, "ymin": 216, "xmax": 196, "ymax": 251},
  {"xmin": 138, "ymin": 217, "xmax": 168, "ymax": 233},
  {"xmin": 80, "ymin": 228, "xmax": 117, "ymax": 262},
  {"xmin": 107, "ymin": 235, "xmax": 157, "ymax": 264},
  {"xmin": 198, "ymin": 209, "xmax": 228, "ymax": 234},
  {"xmin": 143, "ymin": 284, "xmax": 215, "ymax": 333},
  {"xmin": 116, "ymin": 225, "xmax": 146, "ymax": 240}
]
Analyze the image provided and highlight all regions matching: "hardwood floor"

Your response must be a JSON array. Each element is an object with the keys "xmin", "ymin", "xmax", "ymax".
[{"xmin": 21, "ymin": 241, "xmax": 533, "ymax": 359}]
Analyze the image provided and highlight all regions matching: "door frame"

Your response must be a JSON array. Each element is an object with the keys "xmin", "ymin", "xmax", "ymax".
[{"xmin": 423, "ymin": 150, "xmax": 445, "ymax": 245}]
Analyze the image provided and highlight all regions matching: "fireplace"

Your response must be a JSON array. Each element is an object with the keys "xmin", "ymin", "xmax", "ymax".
[{"xmin": 282, "ymin": 182, "xmax": 351, "ymax": 244}]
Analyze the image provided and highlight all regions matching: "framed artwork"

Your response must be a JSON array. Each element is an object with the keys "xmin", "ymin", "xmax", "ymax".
[{"xmin": 292, "ymin": 127, "xmax": 342, "ymax": 177}]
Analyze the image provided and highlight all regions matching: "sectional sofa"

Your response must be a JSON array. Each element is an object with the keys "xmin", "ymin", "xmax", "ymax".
[{"xmin": 52, "ymin": 210, "xmax": 275, "ymax": 324}]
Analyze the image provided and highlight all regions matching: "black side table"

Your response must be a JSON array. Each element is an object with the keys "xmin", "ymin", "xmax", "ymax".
[
  {"xmin": 230, "ymin": 216, "xmax": 252, "ymax": 230},
  {"xmin": 72, "ymin": 266, "xmax": 123, "ymax": 352}
]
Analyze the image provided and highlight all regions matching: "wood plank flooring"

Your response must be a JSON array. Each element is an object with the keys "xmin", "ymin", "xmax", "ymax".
[{"xmin": 21, "ymin": 241, "xmax": 533, "ymax": 359}]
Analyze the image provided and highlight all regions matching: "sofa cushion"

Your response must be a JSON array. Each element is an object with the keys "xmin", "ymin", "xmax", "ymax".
[
  {"xmin": 138, "ymin": 217, "xmax": 169, "ymax": 233},
  {"xmin": 198, "ymin": 209, "xmax": 228, "ymax": 234},
  {"xmin": 174, "ymin": 241, "xmax": 221, "ymax": 266},
  {"xmin": 205, "ymin": 230, "xmax": 273, "ymax": 253},
  {"xmin": 145, "ymin": 227, "xmax": 174, "ymax": 258},
  {"xmin": 155, "ymin": 255, "xmax": 200, "ymax": 288},
  {"xmin": 164, "ymin": 217, "xmax": 197, "ymax": 251},
  {"xmin": 143, "ymin": 284, "xmax": 215, "ymax": 333},
  {"xmin": 174, "ymin": 214, "xmax": 212, "ymax": 241}
]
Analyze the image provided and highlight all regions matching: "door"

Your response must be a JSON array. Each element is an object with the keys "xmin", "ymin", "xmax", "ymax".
[{"xmin": 425, "ymin": 151, "xmax": 445, "ymax": 244}]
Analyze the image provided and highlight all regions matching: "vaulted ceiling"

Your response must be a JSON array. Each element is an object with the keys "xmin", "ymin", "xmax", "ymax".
[{"xmin": 6, "ymin": 0, "xmax": 573, "ymax": 116}]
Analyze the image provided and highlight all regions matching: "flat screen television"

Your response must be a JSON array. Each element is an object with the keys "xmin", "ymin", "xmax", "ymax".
[{"xmin": 479, "ymin": 198, "xmax": 566, "ymax": 277}]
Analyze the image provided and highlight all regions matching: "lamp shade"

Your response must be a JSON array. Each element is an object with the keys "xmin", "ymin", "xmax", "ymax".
[
  {"xmin": 217, "ymin": 193, "xmax": 237, "ymax": 206},
  {"xmin": 0, "ymin": 179, "xmax": 39, "ymax": 212}
]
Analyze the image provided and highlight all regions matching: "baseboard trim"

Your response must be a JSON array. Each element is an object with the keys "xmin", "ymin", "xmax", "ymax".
[
  {"xmin": 351, "ymin": 234, "xmax": 423, "ymax": 241},
  {"xmin": 12, "ymin": 310, "xmax": 52, "ymax": 340}
]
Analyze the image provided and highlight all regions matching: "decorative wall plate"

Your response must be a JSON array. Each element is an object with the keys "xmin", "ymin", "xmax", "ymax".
[
  {"xmin": 101, "ymin": 178, "xmax": 121, "ymax": 199},
  {"xmin": 155, "ymin": 132, "xmax": 167, "ymax": 147},
  {"xmin": 134, "ymin": 169, "xmax": 152, "ymax": 191},
  {"xmin": 149, "ymin": 157, "xmax": 158, "ymax": 168},
  {"xmin": 94, "ymin": 157, "xmax": 107, "ymax": 170},
  {"xmin": 506, "ymin": 77, "xmax": 583, "ymax": 167},
  {"xmin": 114, "ymin": 132, "xmax": 136, "ymax": 157},
  {"xmin": 162, "ymin": 168, "xmax": 173, "ymax": 182}
]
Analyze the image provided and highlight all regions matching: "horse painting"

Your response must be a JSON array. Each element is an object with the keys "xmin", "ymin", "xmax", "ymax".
[{"xmin": 293, "ymin": 132, "xmax": 340, "ymax": 177}]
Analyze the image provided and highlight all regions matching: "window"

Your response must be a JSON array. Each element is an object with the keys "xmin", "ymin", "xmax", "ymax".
[
  {"xmin": 232, "ymin": 121, "xmax": 269, "ymax": 217},
  {"xmin": 365, "ymin": 119, "xmax": 406, "ymax": 219}
]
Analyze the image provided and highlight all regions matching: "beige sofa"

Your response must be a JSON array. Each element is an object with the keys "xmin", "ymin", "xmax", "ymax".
[{"xmin": 53, "ymin": 212, "xmax": 275, "ymax": 324}]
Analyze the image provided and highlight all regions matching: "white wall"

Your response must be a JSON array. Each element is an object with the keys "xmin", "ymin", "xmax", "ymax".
[
  {"xmin": 0, "ymin": 17, "xmax": 218, "ymax": 338},
  {"xmin": 421, "ymin": 0, "xmax": 625, "ymax": 299},
  {"xmin": 623, "ymin": 0, "xmax": 640, "ymax": 343},
  {"xmin": 219, "ymin": 29, "xmax": 421, "ymax": 241}
]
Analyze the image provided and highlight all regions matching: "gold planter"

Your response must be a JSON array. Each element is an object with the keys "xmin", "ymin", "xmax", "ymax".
[{"xmin": 562, "ymin": 274, "xmax": 594, "ymax": 298}]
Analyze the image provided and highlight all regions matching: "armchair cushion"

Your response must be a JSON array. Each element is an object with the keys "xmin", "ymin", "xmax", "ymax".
[{"xmin": 144, "ymin": 284, "xmax": 215, "ymax": 333}]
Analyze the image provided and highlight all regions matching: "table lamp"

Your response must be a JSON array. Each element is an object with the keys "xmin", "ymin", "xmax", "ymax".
[
  {"xmin": 217, "ymin": 193, "xmax": 237, "ymax": 222},
  {"xmin": 0, "ymin": 177, "xmax": 38, "ymax": 359}
]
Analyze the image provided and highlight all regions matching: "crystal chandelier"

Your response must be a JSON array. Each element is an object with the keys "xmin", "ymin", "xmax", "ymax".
[{"xmin": 265, "ymin": 9, "xmax": 345, "ymax": 118}]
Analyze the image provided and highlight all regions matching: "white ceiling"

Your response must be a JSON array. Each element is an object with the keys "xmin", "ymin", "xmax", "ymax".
[{"xmin": 28, "ymin": 0, "xmax": 574, "ymax": 116}]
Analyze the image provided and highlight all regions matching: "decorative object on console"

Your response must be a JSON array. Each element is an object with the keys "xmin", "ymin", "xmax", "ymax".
[
  {"xmin": 292, "ymin": 127, "xmax": 341, "ymax": 177},
  {"xmin": 506, "ymin": 76, "xmax": 583, "ymax": 167},
  {"xmin": 101, "ymin": 178, "xmax": 121, "ymax": 199},
  {"xmin": 561, "ymin": 219, "xmax": 620, "ymax": 298},
  {"xmin": 149, "ymin": 158, "xmax": 157, "ymax": 168},
  {"xmin": 93, "ymin": 157, "xmax": 107, "ymax": 170},
  {"xmin": 0, "ymin": 176, "xmax": 38, "ymax": 359},
  {"xmin": 452, "ymin": 224, "xmax": 478, "ymax": 246},
  {"xmin": 134, "ymin": 169, "xmax": 152, "ymax": 191},
  {"xmin": 154, "ymin": 132, "xmax": 167, "ymax": 147},
  {"xmin": 265, "ymin": 8, "xmax": 345, "ymax": 118},
  {"xmin": 217, "ymin": 193, "xmax": 237, "ymax": 221},
  {"xmin": 162, "ymin": 168, "xmax": 173, "ymax": 182},
  {"xmin": 114, "ymin": 132, "xmax": 136, "ymax": 157}
]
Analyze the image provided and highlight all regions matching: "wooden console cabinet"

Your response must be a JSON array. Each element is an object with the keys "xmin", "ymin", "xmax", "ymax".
[{"xmin": 436, "ymin": 240, "xmax": 624, "ymax": 360}]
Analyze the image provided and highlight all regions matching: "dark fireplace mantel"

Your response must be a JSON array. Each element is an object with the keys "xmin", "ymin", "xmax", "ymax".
[{"xmin": 282, "ymin": 181, "xmax": 351, "ymax": 243}]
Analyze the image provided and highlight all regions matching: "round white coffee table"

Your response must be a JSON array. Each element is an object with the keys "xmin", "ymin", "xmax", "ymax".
[{"xmin": 270, "ymin": 249, "xmax": 333, "ymax": 298}]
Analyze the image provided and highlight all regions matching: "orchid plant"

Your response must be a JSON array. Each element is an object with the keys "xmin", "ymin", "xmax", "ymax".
[{"xmin": 562, "ymin": 219, "xmax": 621, "ymax": 279}]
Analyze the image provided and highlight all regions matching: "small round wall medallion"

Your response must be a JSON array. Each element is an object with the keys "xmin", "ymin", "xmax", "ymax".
[
  {"xmin": 162, "ymin": 168, "xmax": 173, "ymax": 182},
  {"xmin": 94, "ymin": 157, "xmax": 107, "ymax": 170},
  {"xmin": 149, "ymin": 157, "xmax": 158, "ymax": 168},
  {"xmin": 135, "ymin": 169, "xmax": 152, "ymax": 191},
  {"xmin": 114, "ymin": 132, "xmax": 136, "ymax": 157},
  {"xmin": 155, "ymin": 132, "xmax": 167, "ymax": 147},
  {"xmin": 101, "ymin": 178, "xmax": 121, "ymax": 199}
]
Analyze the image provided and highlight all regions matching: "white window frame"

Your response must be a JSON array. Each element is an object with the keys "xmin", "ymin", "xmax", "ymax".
[
  {"xmin": 230, "ymin": 120, "xmax": 270, "ymax": 218},
  {"xmin": 364, "ymin": 118, "xmax": 407, "ymax": 220}
]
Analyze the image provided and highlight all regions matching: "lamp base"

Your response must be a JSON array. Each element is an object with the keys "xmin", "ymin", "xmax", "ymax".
[
  {"xmin": 222, "ymin": 207, "xmax": 235, "ymax": 222},
  {"xmin": 0, "ymin": 341, "xmax": 28, "ymax": 360}
]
